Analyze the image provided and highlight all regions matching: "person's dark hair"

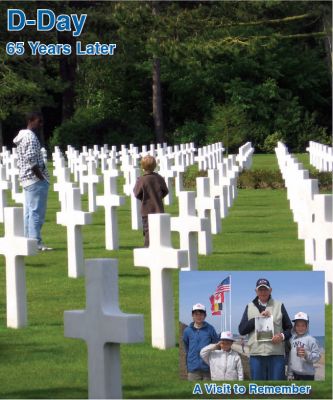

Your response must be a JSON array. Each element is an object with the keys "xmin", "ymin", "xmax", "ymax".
[
  {"xmin": 192, "ymin": 309, "xmax": 206, "ymax": 316},
  {"xmin": 26, "ymin": 111, "xmax": 43, "ymax": 124}
]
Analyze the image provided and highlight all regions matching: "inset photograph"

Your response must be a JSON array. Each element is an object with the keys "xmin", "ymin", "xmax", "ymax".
[{"xmin": 179, "ymin": 271, "xmax": 325, "ymax": 381}]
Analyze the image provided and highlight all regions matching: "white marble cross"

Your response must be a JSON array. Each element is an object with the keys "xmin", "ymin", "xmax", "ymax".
[
  {"xmin": 158, "ymin": 156, "xmax": 175, "ymax": 206},
  {"xmin": 53, "ymin": 166, "xmax": 71, "ymax": 203},
  {"xmin": 96, "ymin": 173, "xmax": 125, "ymax": 250},
  {"xmin": 310, "ymin": 194, "xmax": 333, "ymax": 304},
  {"xmin": 0, "ymin": 165, "xmax": 11, "ymax": 223},
  {"xmin": 130, "ymin": 168, "xmax": 143, "ymax": 230},
  {"xmin": 171, "ymin": 191, "xmax": 209, "ymax": 269},
  {"xmin": 83, "ymin": 161, "xmax": 101, "ymax": 212},
  {"xmin": 98, "ymin": 148, "xmax": 109, "ymax": 173},
  {"xmin": 64, "ymin": 258, "xmax": 144, "ymax": 399},
  {"xmin": 56, "ymin": 187, "xmax": 93, "ymax": 278},
  {"xmin": 134, "ymin": 214, "xmax": 187, "ymax": 349},
  {"xmin": 0, "ymin": 207, "xmax": 37, "ymax": 328},
  {"xmin": 218, "ymin": 161, "xmax": 234, "ymax": 208},
  {"xmin": 195, "ymin": 177, "xmax": 220, "ymax": 255},
  {"xmin": 7, "ymin": 156, "xmax": 23, "ymax": 204},
  {"xmin": 208, "ymin": 168, "xmax": 228, "ymax": 218},
  {"xmin": 76, "ymin": 154, "xmax": 88, "ymax": 195}
]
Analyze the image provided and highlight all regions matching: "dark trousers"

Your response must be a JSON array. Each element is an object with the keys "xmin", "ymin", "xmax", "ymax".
[
  {"xmin": 142, "ymin": 216, "xmax": 149, "ymax": 247},
  {"xmin": 293, "ymin": 373, "xmax": 315, "ymax": 381}
]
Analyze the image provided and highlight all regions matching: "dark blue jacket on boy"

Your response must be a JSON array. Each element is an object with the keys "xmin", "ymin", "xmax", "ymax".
[{"xmin": 183, "ymin": 322, "xmax": 219, "ymax": 372}]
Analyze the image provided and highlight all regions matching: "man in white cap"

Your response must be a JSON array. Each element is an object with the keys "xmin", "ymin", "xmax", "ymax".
[
  {"xmin": 200, "ymin": 331, "xmax": 244, "ymax": 380},
  {"xmin": 183, "ymin": 303, "xmax": 219, "ymax": 381},
  {"xmin": 287, "ymin": 312, "xmax": 321, "ymax": 381},
  {"xmin": 238, "ymin": 278, "xmax": 292, "ymax": 380}
]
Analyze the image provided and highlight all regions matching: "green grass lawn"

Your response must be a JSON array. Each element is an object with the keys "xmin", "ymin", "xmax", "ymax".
[
  {"xmin": 0, "ymin": 154, "xmax": 331, "ymax": 399},
  {"xmin": 251, "ymin": 153, "xmax": 311, "ymax": 171}
]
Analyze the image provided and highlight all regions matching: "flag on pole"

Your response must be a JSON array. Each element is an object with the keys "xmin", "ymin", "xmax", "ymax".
[
  {"xmin": 209, "ymin": 292, "xmax": 224, "ymax": 315},
  {"xmin": 216, "ymin": 276, "xmax": 231, "ymax": 294}
]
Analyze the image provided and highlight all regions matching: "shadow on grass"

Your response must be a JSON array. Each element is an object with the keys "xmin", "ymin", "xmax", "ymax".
[
  {"xmin": 214, "ymin": 251, "xmax": 270, "ymax": 256},
  {"xmin": 27, "ymin": 263, "xmax": 50, "ymax": 268},
  {"xmin": 119, "ymin": 272, "xmax": 150, "ymax": 278},
  {"xmin": 239, "ymin": 230, "xmax": 270, "ymax": 234},
  {"xmin": 120, "ymin": 245, "xmax": 142, "ymax": 251},
  {"xmin": 3, "ymin": 387, "xmax": 87, "ymax": 399}
]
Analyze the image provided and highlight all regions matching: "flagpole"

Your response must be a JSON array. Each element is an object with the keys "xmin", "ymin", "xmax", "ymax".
[
  {"xmin": 221, "ymin": 307, "xmax": 223, "ymax": 334},
  {"xmin": 229, "ymin": 274, "xmax": 232, "ymax": 333}
]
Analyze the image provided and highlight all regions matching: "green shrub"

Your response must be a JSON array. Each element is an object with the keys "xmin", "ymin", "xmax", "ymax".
[
  {"xmin": 238, "ymin": 170, "xmax": 284, "ymax": 189},
  {"xmin": 261, "ymin": 132, "xmax": 283, "ymax": 154},
  {"xmin": 205, "ymin": 104, "xmax": 250, "ymax": 154},
  {"xmin": 173, "ymin": 120, "xmax": 206, "ymax": 146},
  {"xmin": 309, "ymin": 170, "xmax": 333, "ymax": 193},
  {"xmin": 183, "ymin": 165, "xmax": 207, "ymax": 190}
]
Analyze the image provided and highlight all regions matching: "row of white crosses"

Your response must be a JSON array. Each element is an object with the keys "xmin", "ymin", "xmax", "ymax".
[
  {"xmin": 0, "ymin": 141, "xmax": 253, "ymax": 398},
  {"xmin": 306, "ymin": 141, "xmax": 333, "ymax": 172},
  {"xmin": 51, "ymin": 141, "xmax": 196, "ymax": 280},
  {"xmin": 275, "ymin": 142, "xmax": 333, "ymax": 304},
  {"xmin": 237, "ymin": 142, "xmax": 255, "ymax": 170},
  {"xmin": 195, "ymin": 142, "xmax": 224, "ymax": 171},
  {"xmin": 0, "ymin": 145, "xmax": 144, "ymax": 398},
  {"xmin": 0, "ymin": 148, "xmax": 24, "ymax": 205},
  {"xmin": 132, "ymin": 143, "xmax": 255, "ymax": 353}
]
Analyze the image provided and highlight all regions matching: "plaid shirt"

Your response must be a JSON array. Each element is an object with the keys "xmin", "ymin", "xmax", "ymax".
[{"xmin": 13, "ymin": 129, "xmax": 49, "ymax": 187}]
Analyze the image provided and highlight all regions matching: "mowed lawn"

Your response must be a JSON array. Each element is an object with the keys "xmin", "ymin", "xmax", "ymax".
[{"xmin": 0, "ymin": 154, "xmax": 331, "ymax": 399}]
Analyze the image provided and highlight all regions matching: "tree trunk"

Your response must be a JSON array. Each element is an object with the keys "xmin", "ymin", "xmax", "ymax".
[
  {"xmin": 0, "ymin": 121, "xmax": 3, "ymax": 149},
  {"xmin": 57, "ymin": 31, "xmax": 77, "ymax": 122},
  {"xmin": 322, "ymin": 12, "xmax": 332, "ymax": 85},
  {"xmin": 152, "ymin": 58, "xmax": 164, "ymax": 143},
  {"xmin": 152, "ymin": 2, "xmax": 164, "ymax": 144}
]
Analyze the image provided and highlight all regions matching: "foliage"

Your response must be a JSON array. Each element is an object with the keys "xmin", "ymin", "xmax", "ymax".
[
  {"xmin": 173, "ymin": 121, "xmax": 207, "ymax": 146},
  {"xmin": 309, "ymin": 170, "xmax": 333, "ymax": 193},
  {"xmin": 183, "ymin": 164, "xmax": 207, "ymax": 190},
  {"xmin": 262, "ymin": 132, "xmax": 283, "ymax": 153},
  {"xmin": 0, "ymin": 1, "xmax": 331, "ymax": 151},
  {"xmin": 206, "ymin": 104, "xmax": 250, "ymax": 154},
  {"xmin": 238, "ymin": 169, "xmax": 284, "ymax": 189}
]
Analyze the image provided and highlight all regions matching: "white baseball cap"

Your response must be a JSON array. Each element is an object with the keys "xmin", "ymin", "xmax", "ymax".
[
  {"xmin": 192, "ymin": 303, "xmax": 206, "ymax": 312},
  {"xmin": 220, "ymin": 331, "xmax": 235, "ymax": 341},
  {"xmin": 292, "ymin": 312, "xmax": 309, "ymax": 322}
]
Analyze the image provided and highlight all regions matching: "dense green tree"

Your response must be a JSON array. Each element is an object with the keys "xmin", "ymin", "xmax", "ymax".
[{"xmin": 1, "ymin": 1, "xmax": 331, "ymax": 151}]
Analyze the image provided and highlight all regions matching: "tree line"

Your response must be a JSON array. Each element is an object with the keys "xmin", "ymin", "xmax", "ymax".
[{"xmin": 1, "ymin": 1, "xmax": 331, "ymax": 153}]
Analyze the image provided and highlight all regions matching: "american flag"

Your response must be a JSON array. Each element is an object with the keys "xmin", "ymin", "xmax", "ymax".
[{"xmin": 215, "ymin": 276, "xmax": 231, "ymax": 294}]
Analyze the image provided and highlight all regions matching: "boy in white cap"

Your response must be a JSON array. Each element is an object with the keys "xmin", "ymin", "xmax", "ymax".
[
  {"xmin": 183, "ymin": 303, "xmax": 219, "ymax": 381},
  {"xmin": 200, "ymin": 331, "xmax": 244, "ymax": 381},
  {"xmin": 287, "ymin": 312, "xmax": 321, "ymax": 381}
]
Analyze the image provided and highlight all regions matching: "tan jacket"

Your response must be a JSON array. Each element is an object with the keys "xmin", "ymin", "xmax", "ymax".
[{"xmin": 247, "ymin": 299, "xmax": 285, "ymax": 356}]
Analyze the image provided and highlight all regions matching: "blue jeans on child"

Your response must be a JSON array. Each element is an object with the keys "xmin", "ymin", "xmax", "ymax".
[
  {"xmin": 24, "ymin": 179, "xmax": 49, "ymax": 245},
  {"xmin": 250, "ymin": 355, "xmax": 286, "ymax": 380}
]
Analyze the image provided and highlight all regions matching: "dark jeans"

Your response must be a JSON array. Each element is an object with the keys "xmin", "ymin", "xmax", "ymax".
[
  {"xmin": 250, "ymin": 355, "xmax": 286, "ymax": 380},
  {"xmin": 142, "ymin": 216, "xmax": 149, "ymax": 247}
]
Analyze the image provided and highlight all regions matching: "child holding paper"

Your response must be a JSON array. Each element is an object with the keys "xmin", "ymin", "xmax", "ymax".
[{"xmin": 288, "ymin": 312, "xmax": 321, "ymax": 381}]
